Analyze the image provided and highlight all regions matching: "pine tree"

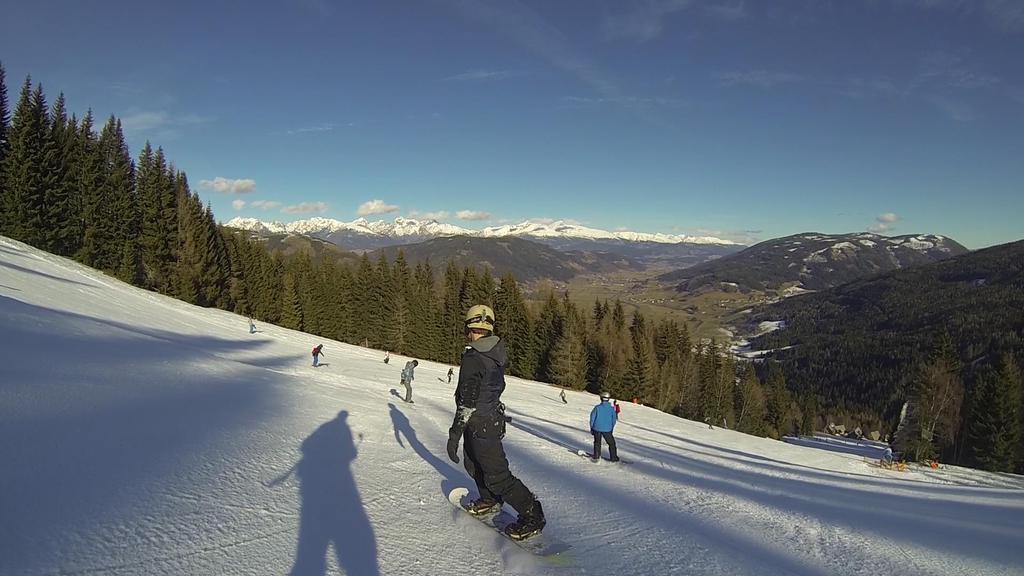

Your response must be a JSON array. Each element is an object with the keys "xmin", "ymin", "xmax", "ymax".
[
  {"xmin": 903, "ymin": 333, "xmax": 964, "ymax": 462},
  {"xmin": 386, "ymin": 251, "xmax": 412, "ymax": 354},
  {"xmin": 592, "ymin": 298, "xmax": 606, "ymax": 326},
  {"xmin": 96, "ymin": 116, "xmax": 137, "ymax": 271},
  {"xmin": 440, "ymin": 260, "xmax": 464, "ymax": 363},
  {"xmin": 279, "ymin": 272, "xmax": 304, "ymax": 331},
  {"xmin": 531, "ymin": 291, "xmax": 564, "ymax": 382},
  {"xmin": 623, "ymin": 311, "xmax": 656, "ymax": 402},
  {"xmin": 75, "ymin": 111, "xmax": 105, "ymax": 267},
  {"xmin": 549, "ymin": 309, "xmax": 588, "ymax": 390},
  {"xmin": 0, "ymin": 62, "xmax": 9, "ymax": 206},
  {"xmin": 764, "ymin": 364, "xmax": 794, "ymax": 438},
  {"xmin": 137, "ymin": 142, "xmax": 162, "ymax": 288},
  {"xmin": 735, "ymin": 364, "xmax": 768, "ymax": 436},
  {"xmin": 494, "ymin": 273, "xmax": 534, "ymax": 378},
  {"xmin": 1, "ymin": 78, "xmax": 47, "ymax": 244},
  {"xmin": 966, "ymin": 355, "xmax": 1022, "ymax": 472},
  {"xmin": 41, "ymin": 95, "xmax": 81, "ymax": 256}
]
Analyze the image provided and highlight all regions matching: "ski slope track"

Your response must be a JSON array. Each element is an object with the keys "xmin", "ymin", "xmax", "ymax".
[{"xmin": 1, "ymin": 235, "xmax": 1022, "ymax": 576}]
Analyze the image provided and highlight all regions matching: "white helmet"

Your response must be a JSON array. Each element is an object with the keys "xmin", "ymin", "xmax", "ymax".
[{"xmin": 600, "ymin": 392, "xmax": 611, "ymax": 401}]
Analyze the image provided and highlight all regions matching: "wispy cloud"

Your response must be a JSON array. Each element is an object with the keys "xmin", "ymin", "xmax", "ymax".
[
  {"xmin": 561, "ymin": 95, "xmax": 688, "ymax": 108},
  {"xmin": 288, "ymin": 123, "xmax": 338, "ymax": 134},
  {"xmin": 119, "ymin": 109, "xmax": 212, "ymax": 139},
  {"xmin": 444, "ymin": 70, "xmax": 526, "ymax": 81},
  {"xmin": 409, "ymin": 210, "xmax": 450, "ymax": 221},
  {"xmin": 718, "ymin": 51, "xmax": 1006, "ymax": 121},
  {"xmin": 232, "ymin": 199, "xmax": 246, "ymax": 210},
  {"xmin": 926, "ymin": 94, "xmax": 975, "ymax": 122},
  {"xmin": 602, "ymin": 0, "xmax": 695, "ymax": 42},
  {"xmin": 440, "ymin": 1, "xmax": 625, "ymax": 108},
  {"xmin": 457, "ymin": 210, "xmax": 492, "ymax": 221},
  {"xmin": 716, "ymin": 70, "xmax": 804, "ymax": 89},
  {"xmin": 706, "ymin": 0, "xmax": 748, "ymax": 21},
  {"xmin": 868, "ymin": 212, "xmax": 901, "ymax": 233},
  {"xmin": 251, "ymin": 200, "xmax": 282, "ymax": 211},
  {"xmin": 890, "ymin": 0, "xmax": 1024, "ymax": 32},
  {"xmin": 199, "ymin": 177, "xmax": 256, "ymax": 194},
  {"xmin": 357, "ymin": 199, "xmax": 400, "ymax": 216},
  {"xmin": 283, "ymin": 202, "xmax": 329, "ymax": 215}
]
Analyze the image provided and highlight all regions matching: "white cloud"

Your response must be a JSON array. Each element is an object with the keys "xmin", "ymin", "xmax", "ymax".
[
  {"xmin": 283, "ymin": 202, "xmax": 329, "ymax": 215},
  {"xmin": 251, "ymin": 200, "xmax": 282, "ymax": 211},
  {"xmin": 199, "ymin": 177, "xmax": 257, "ymax": 194},
  {"xmin": 868, "ymin": 212, "xmax": 901, "ymax": 233},
  {"xmin": 357, "ymin": 199, "xmax": 400, "ymax": 216},
  {"xmin": 288, "ymin": 123, "xmax": 337, "ymax": 134},
  {"xmin": 602, "ymin": 0, "xmax": 695, "ymax": 42},
  {"xmin": 457, "ymin": 210, "xmax": 492, "ymax": 221},
  {"xmin": 232, "ymin": 199, "xmax": 246, "ymax": 210},
  {"xmin": 444, "ymin": 70, "xmax": 525, "ymax": 81},
  {"xmin": 409, "ymin": 210, "xmax": 450, "ymax": 221},
  {"xmin": 561, "ymin": 95, "xmax": 687, "ymax": 108},
  {"xmin": 119, "ymin": 109, "xmax": 212, "ymax": 140},
  {"xmin": 706, "ymin": 0, "xmax": 748, "ymax": 20},
  {"xmin": 716, "ymin": 70, "xmax": 805, "ymax": 88}
]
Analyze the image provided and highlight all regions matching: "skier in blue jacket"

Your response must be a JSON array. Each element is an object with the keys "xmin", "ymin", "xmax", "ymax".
[{"xmin": 589, "ymin": 392, "xmax": 619, "ymax": 462}]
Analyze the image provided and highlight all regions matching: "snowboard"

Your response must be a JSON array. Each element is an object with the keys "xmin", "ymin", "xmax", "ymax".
[
  {"xmin": 576, "ymin": 449, "xmax": 628, "ymax": 464},
  {"xmin": 447, "ymin": 487, "xmax": 572, "ymax": 558}
]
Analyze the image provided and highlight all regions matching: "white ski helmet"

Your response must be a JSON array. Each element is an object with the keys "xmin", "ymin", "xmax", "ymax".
[{"xmin": 600, "ymin": 392, "xmax": 611, "ymax": 401}]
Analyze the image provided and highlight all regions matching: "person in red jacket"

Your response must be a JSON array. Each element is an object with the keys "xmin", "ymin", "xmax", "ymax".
[
  {"xmin": 312, "ymin": 344, "xmax": 325, "ymax": 367},
  {"xmin": 613, "ymin": 399, "xmax": 621, "ymax": 418}
]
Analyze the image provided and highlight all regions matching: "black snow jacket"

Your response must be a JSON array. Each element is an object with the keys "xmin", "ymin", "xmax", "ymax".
[{"xmin": 455, "ymin": 335, "xmax": 507, "ymax": 418}]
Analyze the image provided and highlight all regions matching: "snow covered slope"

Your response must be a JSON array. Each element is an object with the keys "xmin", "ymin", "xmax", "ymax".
[{"xmin": 1, "ymin": 236, "xmax": 1022, "ymax": 576}]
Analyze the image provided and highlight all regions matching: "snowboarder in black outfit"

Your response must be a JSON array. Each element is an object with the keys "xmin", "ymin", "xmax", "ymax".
[
  {"xmin": 446, "ymin": 304, "xmax": 546, "ymax": 541},
  {"xmin": 560, "ymin": 389, "xmax": 567, "ymax": 404},
  {"xmin": 447, "ymin": 367, "xmax": 454, "ymax": 384},
  {"xmin": 384, "ymin": 351, "xmax": 390, "ymax": 364},
  {"xmin": 312, "ymin": 344, "xmax": 325, "ymax": 367}
]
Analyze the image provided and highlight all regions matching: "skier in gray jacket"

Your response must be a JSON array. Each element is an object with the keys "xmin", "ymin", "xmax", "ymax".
[{"xmin": 401, "ymin": 360, "xmax": 418, "ymax": 403}]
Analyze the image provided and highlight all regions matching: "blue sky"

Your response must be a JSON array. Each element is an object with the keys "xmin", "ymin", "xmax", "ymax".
[{"xmin": 2, "ymin": 0, "xmax": 1022, "ymax": 248}]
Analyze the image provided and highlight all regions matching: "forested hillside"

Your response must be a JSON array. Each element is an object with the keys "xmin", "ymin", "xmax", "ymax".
[
  {"xmin": 747, "ymin": 240, "xmax": 1024, "ymax": 470},
  {"xmin": 372, "ymin": 235, "xmax": 641, "ymax": 284}
]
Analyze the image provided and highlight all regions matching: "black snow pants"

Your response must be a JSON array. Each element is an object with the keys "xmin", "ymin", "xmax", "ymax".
[
  {"xmin": 593, "ymin": 430, "xmax": 617, "ymax": 460},
  {"xmin": 462, "ymin": 410, "xmax": 535, "ymax": 515}
]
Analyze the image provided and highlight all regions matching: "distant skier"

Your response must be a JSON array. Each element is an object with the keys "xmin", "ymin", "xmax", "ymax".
[
  {"xmin": 248, "ymin": 317, "xmax": 256, "ymax": 334},
  {"xmin": 384, "ymin": 351, "xmax": 390, "ymax": 365},
  {"xmin": 613, "ymin": 399, "xmax": 621, "ymax": 418},
  {"xmin": 446, "ymin": 304, "xmax": 546, "ymax": 541},
  {"xmin": 401, "ymin": 359, "xmax": 418, "ymax": 403},
  {"xmin": 882, "ymin": 446, "xmax": 894, "ymax": 466},
  {"xmin": 590, "ymin": 392, "xmax": 619, "ymax": 462},
  {"xmin": 560, "ymin": 389, "xmax": 567, "ymax": 404},
  {"xmin": 312, "ymin": 344, "xmax": 325, "ymax": 367},
  {"xmin": 447, "ymin": 367, "xmax": 454, "ymax": 384}
]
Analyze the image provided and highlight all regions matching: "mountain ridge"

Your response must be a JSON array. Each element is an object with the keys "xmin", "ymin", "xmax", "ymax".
[
  {"xmin": 659, "ymin": 231, "xmax": 968, "ymax": 293},
  {"xmin": 224, "ymin": 216, "xmax": 739, "ymax": 249}
]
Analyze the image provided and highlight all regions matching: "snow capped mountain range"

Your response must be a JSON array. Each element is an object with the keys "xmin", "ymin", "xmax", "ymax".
[{"xmin": 224, "ymin": 216, "xmax": 737, "ymax": 246}]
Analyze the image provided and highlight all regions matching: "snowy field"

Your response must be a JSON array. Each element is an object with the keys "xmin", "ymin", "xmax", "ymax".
[{"xmin": 2, "ymin": 235, "xmax": 1023, "ymax": 576}]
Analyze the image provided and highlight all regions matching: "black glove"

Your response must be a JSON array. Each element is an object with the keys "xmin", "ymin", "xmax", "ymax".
[
  {"xmin": 447, "ymin": 427, "xmax": 461, "ymax": 463},
  {"xmin": 447, "ymin": 407, "xmax": 474, "ymax": 463}
]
